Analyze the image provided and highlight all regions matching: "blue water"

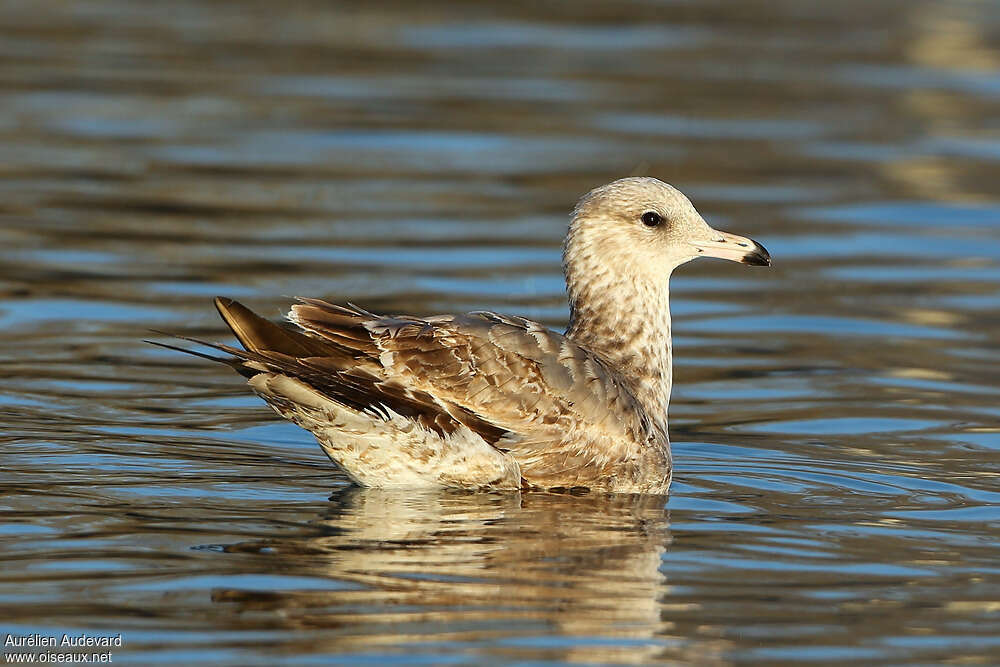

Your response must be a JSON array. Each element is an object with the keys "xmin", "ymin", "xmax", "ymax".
[{"xmin": 1, "ymin": 1, "xmax": 999, "ymax": 665}]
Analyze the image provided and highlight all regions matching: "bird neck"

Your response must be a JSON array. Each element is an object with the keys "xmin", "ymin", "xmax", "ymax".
[{"xmin": 564, "ymin": 264, "xmax": 674, "ymax": 429}]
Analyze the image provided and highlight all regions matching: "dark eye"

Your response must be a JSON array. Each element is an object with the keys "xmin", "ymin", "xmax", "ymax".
[{"xmin": 641, "ymin": 211, "xmax": 663, "ymax": 227}]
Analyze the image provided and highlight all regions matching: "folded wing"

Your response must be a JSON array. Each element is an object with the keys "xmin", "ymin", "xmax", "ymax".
[
  {"xmin": 287, "ymin": 298, "xmax": 654, "ymax": 486},
  {"xmin": 198, "ymin": 297, "xmax": 657, "ymax": 489}
]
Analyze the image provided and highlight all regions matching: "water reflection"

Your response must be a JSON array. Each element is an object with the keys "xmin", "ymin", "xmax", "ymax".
[{"xmin": 211, "ymin": 490, "xmax": 676, "ymax": 663}]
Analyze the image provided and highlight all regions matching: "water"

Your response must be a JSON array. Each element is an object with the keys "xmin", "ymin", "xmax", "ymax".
[{"xmin": 2, "ymin": 0, "xmax": 999, "ymax": 664}]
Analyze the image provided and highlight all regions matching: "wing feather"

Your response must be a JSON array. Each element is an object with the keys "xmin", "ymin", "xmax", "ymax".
[
  {"xmin": 288, "ymin": 298, "xmax": 652, "ymax": 485},
  {"xmin": 163, "ymin": 298, "xmax": 658, "ymax": 488}
]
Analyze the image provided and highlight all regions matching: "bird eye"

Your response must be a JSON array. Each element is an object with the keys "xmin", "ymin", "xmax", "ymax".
[{"xmin": 641, "ymin": 211, "xmax": 663, "ymax": 227}]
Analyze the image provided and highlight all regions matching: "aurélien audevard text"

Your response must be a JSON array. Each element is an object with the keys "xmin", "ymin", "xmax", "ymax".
[
  {"xmin": 4, "ymin": 633, "xmax": 123, "ymax": 662},
  {"xmin": 5, "ymin": 634, "xmax": 122, "ymax": 649}
]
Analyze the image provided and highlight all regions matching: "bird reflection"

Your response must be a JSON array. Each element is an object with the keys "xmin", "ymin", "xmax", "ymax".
[{"xmin": 212, "ymin": 489, "xmax": 680, "ymax": 662}]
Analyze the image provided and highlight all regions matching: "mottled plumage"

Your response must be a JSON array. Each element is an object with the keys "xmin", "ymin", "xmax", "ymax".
[{"xmin": 163, "ymin": 177, "xmax": 770, "ymax": 494}]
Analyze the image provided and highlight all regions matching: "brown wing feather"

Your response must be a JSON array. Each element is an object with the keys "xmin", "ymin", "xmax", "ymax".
[
  {"xmin": 214, "ymin": 297, "xmax": 332, "ymax": 357},
  {"xmin": 287, "ymin": 298, "xmax": 653, "ymax": 486},
  {"xmin": 207, "ymin": 298, "xmax": 509, "ymax": 445}
]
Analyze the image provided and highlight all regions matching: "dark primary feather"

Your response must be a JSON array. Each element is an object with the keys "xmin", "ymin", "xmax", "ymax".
[{"xmin": 213, "ymin": 297, "xmax": 331, "ymax": 357}]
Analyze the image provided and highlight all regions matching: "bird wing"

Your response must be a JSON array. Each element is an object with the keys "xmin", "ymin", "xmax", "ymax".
[{"xmin": 284, "ymin": 297, "xmax": 654, "ymax": 485}]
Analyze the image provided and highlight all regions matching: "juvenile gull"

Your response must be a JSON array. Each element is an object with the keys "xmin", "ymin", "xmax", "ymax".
[{"xmin": 165, "ymin": 177, "xmax": 770, "ymax": 494}]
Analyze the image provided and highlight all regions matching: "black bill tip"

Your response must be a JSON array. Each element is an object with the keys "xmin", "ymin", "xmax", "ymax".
[{"xmin": 742, "ymin": 240, "xmax": 771, "ymax": 267}]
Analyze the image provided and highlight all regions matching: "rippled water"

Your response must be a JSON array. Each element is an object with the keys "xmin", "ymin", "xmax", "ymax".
[{"xmin": 2, "ymin": 0, "xmax": 999, "ymax": 664}]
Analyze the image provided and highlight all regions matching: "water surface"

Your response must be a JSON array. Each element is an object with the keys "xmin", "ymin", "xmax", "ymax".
[{"xmin": 2, "ymin": 0, "xmax": 999, "ymax": 664}]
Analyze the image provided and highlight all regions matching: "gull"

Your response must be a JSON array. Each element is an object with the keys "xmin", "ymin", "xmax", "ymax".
[{"xmin": 161, "ymin": 178, "xmax": 770, "ymax": 494}]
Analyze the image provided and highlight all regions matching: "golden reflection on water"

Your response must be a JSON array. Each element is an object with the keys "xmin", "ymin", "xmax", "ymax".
[{"xmin": 211, "ymin": 491, "xmax": 680, "ymax": 663}]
